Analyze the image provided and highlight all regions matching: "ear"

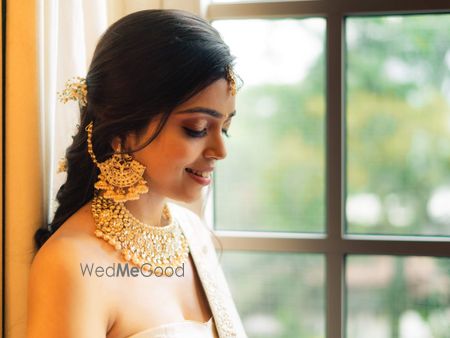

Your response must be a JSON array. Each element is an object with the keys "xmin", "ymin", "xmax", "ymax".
[
  {"xmin": 111, "ymin": 136, "xmax": 122, "ymax": 152},
  {"xmin": 111, "ymin": 133, "xmax": 139, "ymax": 152}
]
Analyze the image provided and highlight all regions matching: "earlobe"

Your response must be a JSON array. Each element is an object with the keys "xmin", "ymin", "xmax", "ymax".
[
  {"xmin": 123, "ymin": 132, "xmax": 141, "ymax": 152},
  {"xmin": 111, "ymin": 134, "xmax": 136, "ymax": 152},
  {"xmin": 111, "ymin": 136, "xmax": 122, "ymax": 152}
]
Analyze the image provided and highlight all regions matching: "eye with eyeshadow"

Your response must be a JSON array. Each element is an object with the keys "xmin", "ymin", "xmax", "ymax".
[{"xmin": 183, "ymin": 127, "xmax": 231, "ymax": 138}]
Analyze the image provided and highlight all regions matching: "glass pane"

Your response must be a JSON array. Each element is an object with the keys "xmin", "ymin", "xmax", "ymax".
[
  {"xmin": 221, "ymin": 252, "xmax": 325, "ymax": 337},
  {"xmin": 212, "ymin": 18, "xmax": 326, "ymax": 232},
  {"xmin": 346, "ymin": 255, "xmax": 450, "ymax": 338},
  {"xmin": 345, "ymin": 15, "xmax": 450, "ymax": 236}
]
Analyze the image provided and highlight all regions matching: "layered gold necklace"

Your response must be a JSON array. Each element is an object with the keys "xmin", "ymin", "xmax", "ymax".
[{"xmin": 92, "ymin": 194, "xmax": 189, "ymax": 273}]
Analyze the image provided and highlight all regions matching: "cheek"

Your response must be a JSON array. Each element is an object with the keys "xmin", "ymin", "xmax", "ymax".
[
  {"xmin": 145, "ymin": 138, "xmax": 199, "ymax": 174},
  {"xmin": 166, "ymin": 141, "xmax": 198, "ymax": 170}
]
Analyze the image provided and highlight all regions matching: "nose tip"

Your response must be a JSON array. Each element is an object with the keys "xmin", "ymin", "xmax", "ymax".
[
  {"xmin": 205, "ymin": 135, "xmax": 227, "ymax": 160},
  {"xmin": 215, "ymin": 144, "xmax": 227, "ymax": 160},
  {"xmin": 206, "ymin": 148, "xmax": 226, "ymax": 161}
]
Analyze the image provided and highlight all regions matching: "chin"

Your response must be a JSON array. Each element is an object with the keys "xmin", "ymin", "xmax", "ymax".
[
  {"xmin": 182, "ymin": 189, "xmax": 204, "ymax": 204},
  {"xmin": 181, "ymin": 194, "xmax": 202, "ymax": 204},
  {"xmin": 167, "ymin": 189, "xmax": 202, "ymax": 204}
]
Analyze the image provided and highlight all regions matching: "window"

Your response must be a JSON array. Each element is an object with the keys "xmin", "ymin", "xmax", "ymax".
[
  {"xmin": 346, "ymin": 256, "xmax": 450, "ymax": 338},
  {"xmin": 206, "ymin": 1, "xmax": 450, "ymax": 338},
  {"xmin": 213, "ymin": 18, "xmax": 326, "ymax": 233},
  {"xmin": 346, "ymin": 14, "xmax": 450, "ymax": 237}
]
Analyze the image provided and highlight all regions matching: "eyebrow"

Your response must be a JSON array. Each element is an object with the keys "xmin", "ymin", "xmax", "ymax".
[{"xmin": 175, "ymin": 107, "xmax": 236, "ymax": 120}]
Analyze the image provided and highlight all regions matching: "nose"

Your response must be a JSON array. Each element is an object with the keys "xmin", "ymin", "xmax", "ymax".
[{"xmin": 204, "ymin": 132, "xmax": 227, "ymax": 160}]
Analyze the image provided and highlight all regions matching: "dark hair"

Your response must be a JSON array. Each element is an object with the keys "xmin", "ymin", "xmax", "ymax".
[{"xmin": 34, "ymin": 9, "xmax": 235, "ymax": 250}]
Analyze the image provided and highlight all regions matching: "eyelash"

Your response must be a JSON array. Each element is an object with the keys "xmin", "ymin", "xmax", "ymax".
[{"xmin": 183, "ymin": 127, "xmax": 231, "ymax": 138}]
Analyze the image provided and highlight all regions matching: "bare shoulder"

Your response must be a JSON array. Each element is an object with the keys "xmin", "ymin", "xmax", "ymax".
[
  {"xmin": 27, "ymin": 203, "xmax": 113, "ymax": 338},
  {"xmin": 40, "ymin": 201, "xmax": 115, "ymax": 262}
]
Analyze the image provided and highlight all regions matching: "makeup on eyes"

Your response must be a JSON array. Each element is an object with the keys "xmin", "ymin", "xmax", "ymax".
[
  {"xmin": 182, "ymin": 126, "xmax": 231, "ymax": 138},
  {"xmin": 177, "ymin": 109, "xmax": 234, "ymax": 139},
  {"xmin": 181, "ymin": 118, "xmax": 231, "ymax": 138},
  {"xmin": 183, "ymin": 119, "xmax": 208, "ymax": 129},
  {"xmin": 182, "ymin": 115, "xmax": 232, "ymax": 130}
]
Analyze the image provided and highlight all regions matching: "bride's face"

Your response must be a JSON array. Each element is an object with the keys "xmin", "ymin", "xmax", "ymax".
[{"xmin": 126, "ymin": 78, "xmax": 236, "ymax": 203}]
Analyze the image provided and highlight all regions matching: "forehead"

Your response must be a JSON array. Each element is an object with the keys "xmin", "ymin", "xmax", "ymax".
[{"xmin": 172, "ymin": 79, "xmax": 236, "ymax": 119}]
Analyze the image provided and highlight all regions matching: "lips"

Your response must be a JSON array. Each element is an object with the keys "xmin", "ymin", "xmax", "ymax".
[
  {"xmin": 185, "ymin": 168, "xmax": 212, "ymax": 186},
  {"xmin": 185, "ymin": 168, "xmax": 211, "ymax": 178},
  {"xmin": 186, "ymin": 167, "xmax": 214, "ymax": 173}
]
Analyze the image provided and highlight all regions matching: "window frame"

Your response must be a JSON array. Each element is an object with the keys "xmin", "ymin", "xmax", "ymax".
[{"xmin": 205, "ymin": 1, "xmax": 450, "ymax": 338}]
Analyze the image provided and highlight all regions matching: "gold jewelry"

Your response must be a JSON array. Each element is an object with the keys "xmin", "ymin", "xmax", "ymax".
[
  {"xmin": 86, "ymin": 121, "xmax": 149, "ymax": 203},
  {"xmin": 92, "ymin": 194, "xmax": 189, "ymax": 273},
  {"xmin": 58, "ymin": 76, "xmax": 88, "ymax": 107},
  {"xmin": 225, "ymin": 64, "xmax": 237, "ymax": 96},
  {"xmin": 57, "ymin": 157, "xmax": 68, "ymax": 173}
]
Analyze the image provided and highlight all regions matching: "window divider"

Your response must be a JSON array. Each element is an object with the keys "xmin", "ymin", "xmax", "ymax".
[{"xmin": 207, "ymin": 0, "xmax": 450, "ymax": 20}]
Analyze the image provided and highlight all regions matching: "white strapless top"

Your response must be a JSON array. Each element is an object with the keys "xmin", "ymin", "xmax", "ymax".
[
  {"xmin": 123, "ymin": 202, "xmax": 248, "ymax": 338},
  {"xmin": 126, "ymin": 317, "xmax": 219, "ymax": 338}
]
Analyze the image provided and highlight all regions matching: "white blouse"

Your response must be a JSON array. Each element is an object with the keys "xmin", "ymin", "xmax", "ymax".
[
  {"xmin": 124, "ymin": 201, "xmax": 248, "ymax": 338},
  {"xmin": 126, "ymin": 317, "xmax": 219, "ymax": 338}
]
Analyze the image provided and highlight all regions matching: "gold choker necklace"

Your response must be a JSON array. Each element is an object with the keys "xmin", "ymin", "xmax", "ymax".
[{"xmin": 92, "ymin": 194, "xmax": 189, "ymax": 273}]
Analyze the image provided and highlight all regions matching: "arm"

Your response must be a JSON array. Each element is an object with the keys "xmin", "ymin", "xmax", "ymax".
[{"xmin": 26, "ymin": 238, "xmax": 109, "ymax": 338}]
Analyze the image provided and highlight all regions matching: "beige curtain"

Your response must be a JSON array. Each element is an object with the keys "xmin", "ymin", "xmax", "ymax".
[
  {"xmin": 4, "ymin": 1, "xmax": 208, "ymax": 337},
  {"xmin": 41, "ymin": 0, "xmax": 110, "ymax": 220}
]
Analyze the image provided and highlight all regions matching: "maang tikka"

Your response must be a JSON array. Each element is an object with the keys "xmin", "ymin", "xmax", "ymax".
[{"xmin": 225, "ymin": 64, "xmax": 237, "ymax": 96}]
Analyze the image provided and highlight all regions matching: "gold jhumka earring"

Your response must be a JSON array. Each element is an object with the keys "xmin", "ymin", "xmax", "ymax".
[{"xmin": 85, "ymin": 122, "xmax": 149, "ymax": 203}]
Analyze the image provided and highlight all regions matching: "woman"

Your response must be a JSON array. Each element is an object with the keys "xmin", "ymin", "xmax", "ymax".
[{"xmin": 27, "ymin": 9, "xmax": 247, "ymax": 338}]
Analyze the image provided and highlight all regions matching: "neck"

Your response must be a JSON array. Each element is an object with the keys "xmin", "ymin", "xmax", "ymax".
[{"xmin": 124, "ymin": 191, "xmax": 169, "ymax": 227}]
